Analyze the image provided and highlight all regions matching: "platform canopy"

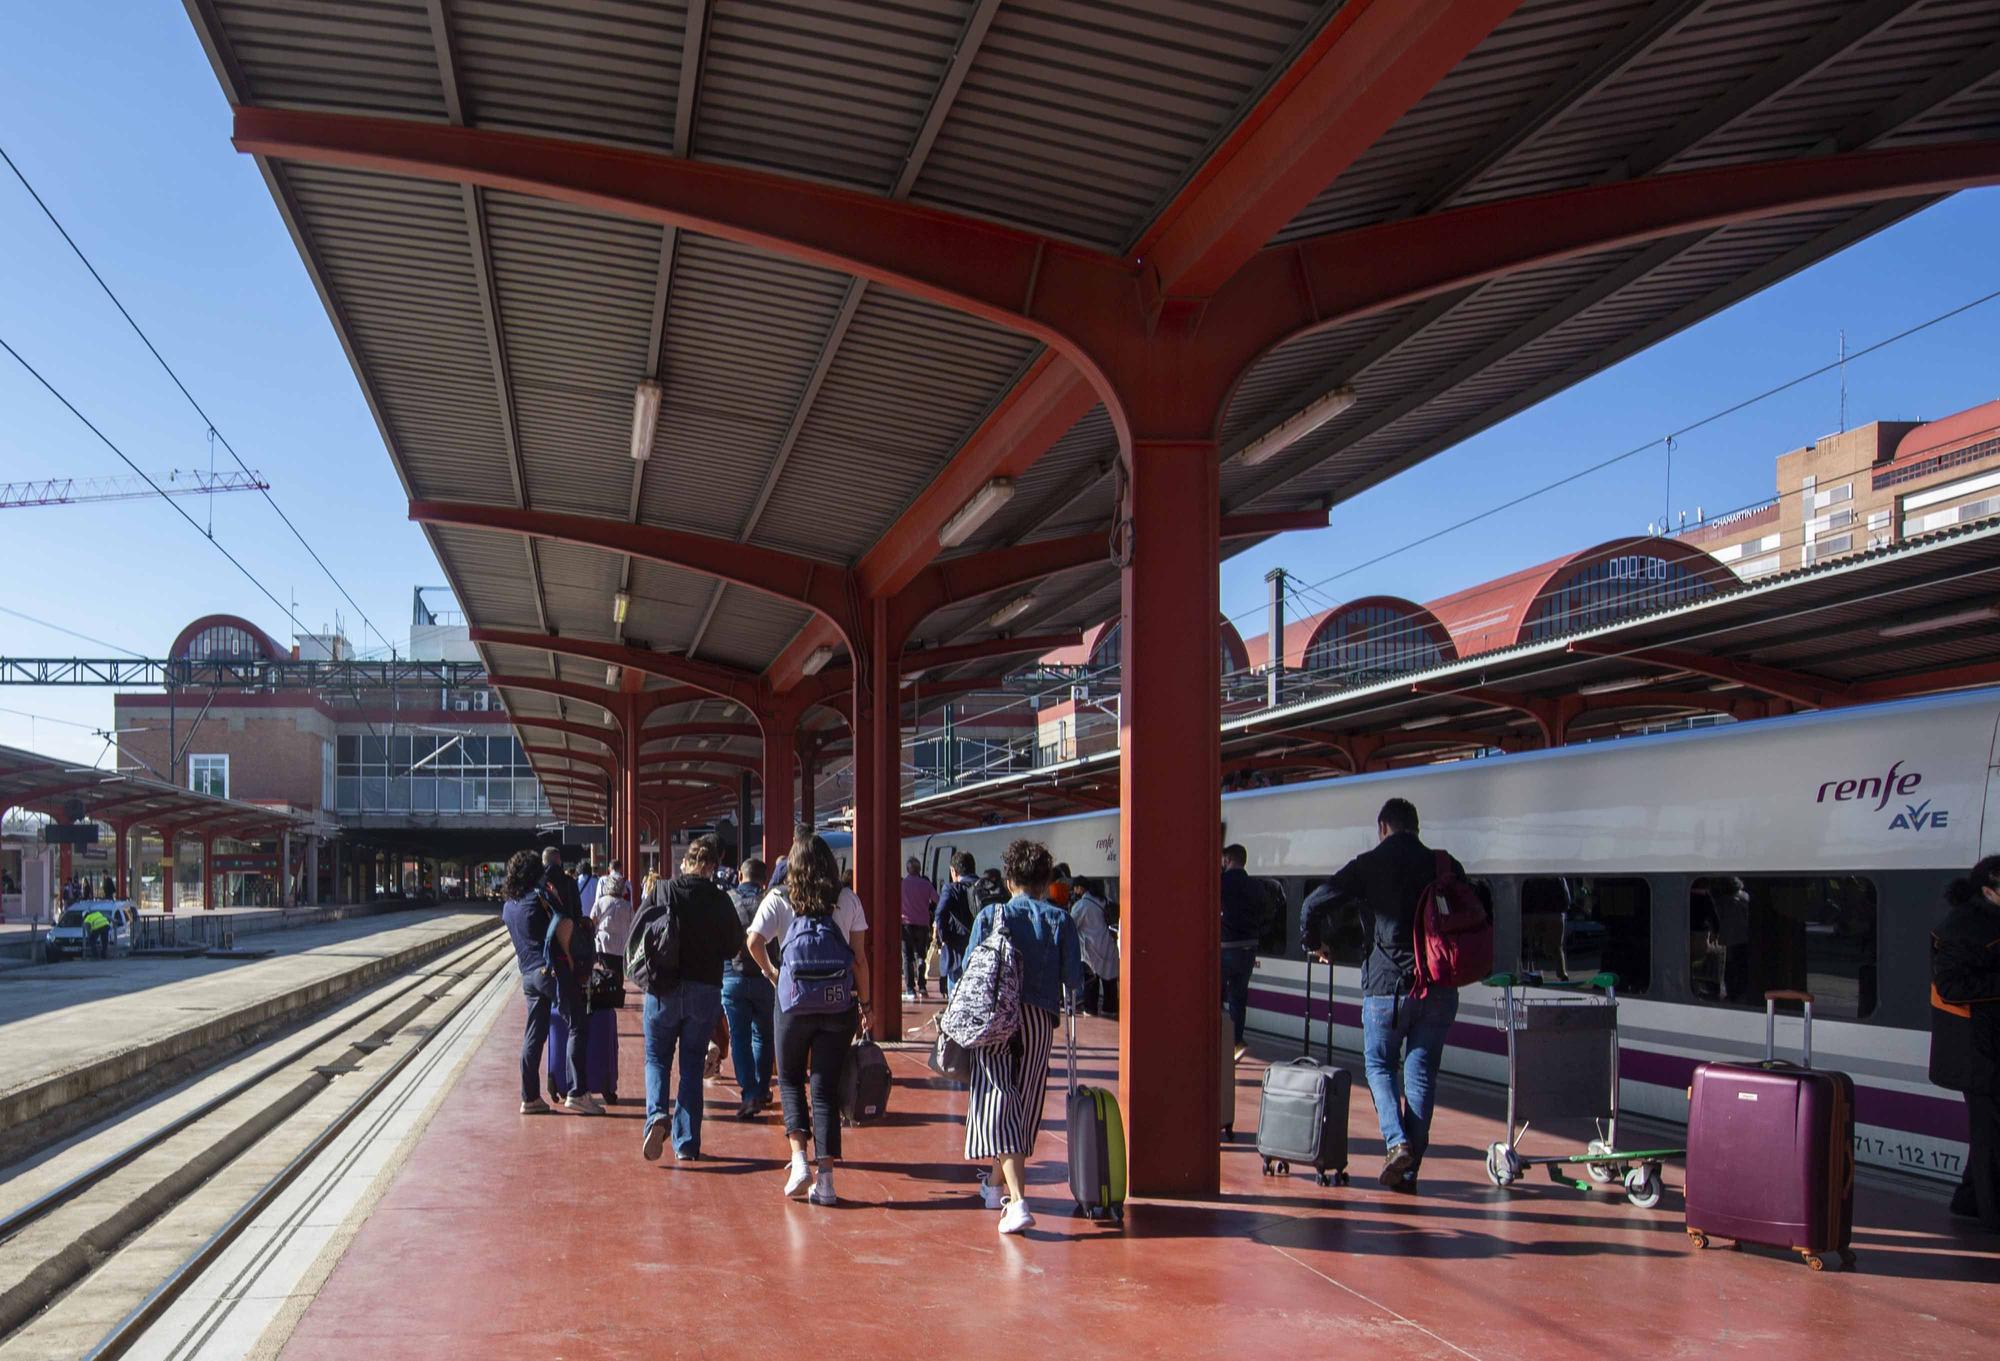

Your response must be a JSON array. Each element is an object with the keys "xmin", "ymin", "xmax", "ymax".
[{"xmin": 187, "ymin": 0, "xmax": 2000, "ymax": 1194}]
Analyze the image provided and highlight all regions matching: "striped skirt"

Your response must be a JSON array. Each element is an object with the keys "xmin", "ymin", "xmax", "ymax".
[{"xmin": 964, "ymin": 1004, "xmax": 1057, "ymax": 1161}]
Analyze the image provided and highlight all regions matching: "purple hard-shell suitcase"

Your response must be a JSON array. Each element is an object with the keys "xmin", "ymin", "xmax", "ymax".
[
  {"xmin": 547, "ymin": 1005, "xmax": 620, "ymax": 1101},
  {"xmin": 1684, "ymin": 990, "xmax": 1855, "ymax": 1270}
]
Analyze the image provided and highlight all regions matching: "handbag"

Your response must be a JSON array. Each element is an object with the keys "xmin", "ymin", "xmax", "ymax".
[{"xmin": 928, "ymin": 1029, "xmax": 972, "ymax": 1085}]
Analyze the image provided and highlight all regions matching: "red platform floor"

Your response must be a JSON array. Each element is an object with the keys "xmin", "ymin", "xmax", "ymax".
[{"xmin": 280, "ymin": 998, "xmax": 1998, "ymax": 1361}]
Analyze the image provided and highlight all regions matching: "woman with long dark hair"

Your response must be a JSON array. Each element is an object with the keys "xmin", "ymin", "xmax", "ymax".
[
  {"xmin": 745, "ymin": 829, "xmax": 873, "ymax": 1205},
  {"xmin": 1933, "ymin": 855, "xmax": 2000, "ymax": 1230},
  {"xmin": 962, "ymin": 838, "xmax": 1082, "ymax": 1235}
]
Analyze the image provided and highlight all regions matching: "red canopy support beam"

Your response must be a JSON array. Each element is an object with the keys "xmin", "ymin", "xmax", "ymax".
[
  {"xmin": 1410, "ymin": 682, "xmax": 1570, "ymax": 745},
  {"xmin": 1566, "ymin": 640, "xmax": 1855, "ymax": 709},
  {"xmin": 414, "ymin": 502, "xmax": 864, "ymax": 648},
  {"xmin": 638, "ymin": 722, "xmax": 762, "ymax": 747},
  {"xmin": 1857, "ymin": 660, "xmax": 2000, "ymax": 702},
  {"xmin": 245, "ymin": 108, "xmax": 1133, "ymax": 430},
  {"xmin": 1134, "ymin": 0, "xmax": 1522, "ymax": 300},
  {"xmin": 511, "ymin": 719, "xmax": 618, "ymax": 750},
  {"xmin": 474, "ymin": 629, "xmax": 766, "ymax": 710},
  {"xmin": 640, "ymin": 751, "xmax": 760, "ymax": 774},
  {"xmin": 1119, "ymin": 437, "xmax": 1221, "ymax": 1197},
  {"xmin": 523, "ymin": 745, "xmax": 616, "ymax": 778}
]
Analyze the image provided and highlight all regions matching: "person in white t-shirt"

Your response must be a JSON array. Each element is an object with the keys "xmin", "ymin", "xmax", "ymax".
[{"xmin": 744, "ymin": 829, "xmax": 873, "ymax": 1206}]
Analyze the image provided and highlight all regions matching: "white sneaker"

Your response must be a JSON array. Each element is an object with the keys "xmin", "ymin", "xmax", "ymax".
[
  {"xmin": 519, "ymin": 1098, "xmax": 550, "ymax": 1115},
  {"xmin": 977, "ymin": 1175, "xmax": 1006, "ymax": 1210},
  {"xmin": 809, "ymin": 1169, "xmax": 838, "ymax": 1206},
  {"xmin": 783, "ymin": 1158, "xmax": 812, "ymax": 1198},
  {"xmin": 901, "ymin": 991, "xmax": 917, "ymax": 1002},
  {"xmin": 998, "ymin": 1198, "xmax": 1035, "ymax": 1235},
  {"xmin": 564, "ymin": 1092, "xmax": 605, "ymax": 1116}
]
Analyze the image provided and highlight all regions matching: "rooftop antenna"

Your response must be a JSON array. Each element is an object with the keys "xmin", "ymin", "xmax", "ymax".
[{"xmin": 1838, "ymin": 329, "xmax": 1848, "ymax": 433}]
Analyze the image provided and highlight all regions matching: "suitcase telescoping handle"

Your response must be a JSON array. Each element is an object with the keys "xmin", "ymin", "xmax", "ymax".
[
  {"xmin": 1764, "ymin": 989, "xmax": 1814, "ymax": 1068},
  {"xmin": 1301, "ymin": 955, "xmax": 1335, "ymax": 1060},
  {"xmin": 1065, "ymin": 990, "xmax": 1078, "ymax": 1097}
]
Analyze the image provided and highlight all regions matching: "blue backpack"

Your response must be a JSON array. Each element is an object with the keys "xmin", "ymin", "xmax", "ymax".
[{"xmin": 778, "ymin": 911, "xmax": 856, "ymax": 1015}]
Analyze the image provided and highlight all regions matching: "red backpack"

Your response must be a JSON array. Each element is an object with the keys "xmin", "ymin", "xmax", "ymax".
[{"xmin": 1413, "ymin": 851, "xmax": 1492, "ymax": 994}]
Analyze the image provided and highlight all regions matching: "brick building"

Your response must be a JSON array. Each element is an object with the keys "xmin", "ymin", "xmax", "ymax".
[
  {"xmin": 1680, "ymin": 396, "xmax": 2000, "ymax": 577},
  {"xmin": 114, "ymin": 614, "xmax": 553, "ymax": 907}
]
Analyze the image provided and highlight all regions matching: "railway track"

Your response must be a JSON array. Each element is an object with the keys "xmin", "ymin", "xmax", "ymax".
[{"xmin": 0, "ymin": 930, "xmax": 516, "ymax": 1359}]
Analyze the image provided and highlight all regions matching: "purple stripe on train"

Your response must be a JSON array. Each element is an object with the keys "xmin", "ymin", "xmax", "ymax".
[{"xmin": 1246, "ymin": 984, "xmax": 1968, "ymax": 1144}]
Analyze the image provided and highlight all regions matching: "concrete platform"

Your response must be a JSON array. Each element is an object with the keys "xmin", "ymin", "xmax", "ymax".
[
  {"xmin": 0, "ymin": 908, "xmax": 497, "ymax": 1150},
  {"xmin": 272, "ymin": 997, "xmax": 1998, "ymax": 1361}
]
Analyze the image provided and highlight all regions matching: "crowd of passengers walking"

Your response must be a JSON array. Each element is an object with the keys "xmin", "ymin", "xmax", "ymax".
[{"xmin": 497, "ymin": 800, "xmax": 2000, "ymax": 1235}]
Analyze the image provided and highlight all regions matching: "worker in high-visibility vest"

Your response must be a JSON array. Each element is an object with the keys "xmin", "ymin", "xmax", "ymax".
[{"xmin": 82, "ymin": 907, "xmax": 112, "ymax": 959}]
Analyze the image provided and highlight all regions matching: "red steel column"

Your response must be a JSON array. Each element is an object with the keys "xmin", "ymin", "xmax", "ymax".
[
  {"xmin": 110, "ymin": 821, "xmax": 130, "ymax": 899},
  {"xmin": 161, "ymin": 829, "xmax": 177, "ymax": 915},
  {"xmin": 796, "ymin": 733, "xmax": 816, "ymax": 830},
  {"xmin": 760, "ymin": 717, "xmax": 796, "ymax": 868},
  {"xmin": 1119, "ymin": 439, "xmax": 1223, "ymax": 1197},
  {"xmin": 862, "ymin": 597, "xmax": 905, "ymax": 1040},
  {"xmin": 202, "ymin": 834, "xmax": 216, "ymax": 910},
  {"xmin": 618, "ymin": 695, "xmax": 641, "ymax": 876}
]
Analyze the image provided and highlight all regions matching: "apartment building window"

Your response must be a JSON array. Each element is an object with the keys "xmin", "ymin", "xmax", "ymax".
[
  {"xmin": 189, "ymin": 754, "xmax": 229, "ymax": 799},
  {"xmin": 321, "ymin": 740, "xmax": 335, "ymax": 811}
]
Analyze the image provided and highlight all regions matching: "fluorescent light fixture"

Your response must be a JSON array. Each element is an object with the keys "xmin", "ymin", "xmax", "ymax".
[
  {"xmin": 1231, "ymin": 386, "xmax": 1358, "ymax": 467},
  {"xmin": 612, "ymin": 590, "xmax": 631, "ymax": 625},
  {"xmin": 1400, "ymin": 713, "xmax": 1457, "ymax": 730},
  {"xmin": 988, "ymin": 594, "xmax": 1037, "ymax": 627},
  {"xmin": 1878, "ymin": 603, "xmax": 1998, "ymax": 639},
  {"xmin": 938, "ymin": 478, "xmax": 1015, "ymax": 548},
  {"xmin": 1577, "ymin": 675, "xmax": 1654, "ymax": 697},
  {"xmin": 630, "ymin": 379, "xmax": 662, "ymax": 462},
  {"xmin": 605, "ymin": 664, "xmax": 622, "ymax": 688},
  {"xmin": 799, "ymin": 644, "xmax": 836, "ymax": 676}
]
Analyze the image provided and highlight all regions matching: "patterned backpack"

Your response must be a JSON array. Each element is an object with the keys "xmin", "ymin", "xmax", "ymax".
[{"xmin": 940, "ymin": 918, "xmax": 1023, "ymax": 1048}]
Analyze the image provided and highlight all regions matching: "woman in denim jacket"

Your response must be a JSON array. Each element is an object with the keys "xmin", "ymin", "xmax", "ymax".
[{"xmin": 963, "ymin": 838, "xmax": 1083, "ymax": 1235}]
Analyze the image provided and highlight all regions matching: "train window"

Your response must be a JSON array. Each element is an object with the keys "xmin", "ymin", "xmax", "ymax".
[
  {"xmin": 1520, "ymin": 877, "xmax": 1651, "ymax": 994},
  {"xmin": 1301, "ymin": 880, "xmax": 1367, "ymax": 967},
  {"xmin": 1687, "ymin": 876, "xmax": 1877, "ymax": 1019}
]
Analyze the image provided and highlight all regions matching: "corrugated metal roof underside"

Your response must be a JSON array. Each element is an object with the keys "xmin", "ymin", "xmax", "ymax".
[
  {"xmin": 906, "ymin": 0, "xmax": 1331, "ymax": 248},
  {"xmin": 695, "ymin": 0, "xmax": 972, "ymax": 190},
  {"xmin": 278, "ymin": 165, "xmax": 516, "ymax": 507},
  {"xmin": 212, "ymin": 0, "xmax": 447, "ymax": 117},
  {"xmin": 1226, "ymin": 203, "xmax": 1912, "ymax": 514},
  {"xmin": 751, "ymin": 288, "xmax": 1040, "ymax": 562},
  {"xmin": 485, "ymin": 192, "xmax": 661, "ymax": 521},
  {"xmin": 451, "ymin": 0, "xmax": 688, "ymax": 150}
]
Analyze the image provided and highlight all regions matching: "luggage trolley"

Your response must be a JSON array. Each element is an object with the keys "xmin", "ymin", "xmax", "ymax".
[{"xmin": 1481, "ymin": 972, "xmax": 1680, "ymax": 1209}]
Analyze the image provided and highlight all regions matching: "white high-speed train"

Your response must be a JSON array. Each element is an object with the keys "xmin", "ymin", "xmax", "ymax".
[{"xmin": 904, "ymin": 687, "xmax": 2000, "ymax": 1183}]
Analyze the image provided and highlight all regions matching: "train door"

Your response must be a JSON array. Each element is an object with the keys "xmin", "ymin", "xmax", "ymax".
[
  {"xmin": 1984, "ymin": 714, "xmax": 2000, "ymax": 857},
  {"xmin": 928, "ymin": 841, "xmax": 954, "ymax": 889}
]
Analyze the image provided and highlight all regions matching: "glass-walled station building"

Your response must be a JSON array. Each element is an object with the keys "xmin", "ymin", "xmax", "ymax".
[{"xmin": 115, "ymin": 613, "xmax": 557, "ymax": 907}]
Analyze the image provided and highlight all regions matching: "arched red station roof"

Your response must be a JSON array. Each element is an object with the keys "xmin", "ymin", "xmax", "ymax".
[{"xmin": 1427, "ymin": 536, "xmax": 1732, "ymax": 656}]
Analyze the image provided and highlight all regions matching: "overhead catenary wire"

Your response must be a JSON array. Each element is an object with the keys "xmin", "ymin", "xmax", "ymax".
[
  {"xmin": 1250, "ymin": 281, "xmax": 2000, "ymax": 617},
  {"xmin": 0, "ymin": 143, "xmax": 389, "ymax": 655},
  {"xmin": 0, "ymin": 604, "xmax": 147, "ymax": 658},
  {"xmin": 0, "ymin": 332, "xmax": 309, "ymax": 640}
]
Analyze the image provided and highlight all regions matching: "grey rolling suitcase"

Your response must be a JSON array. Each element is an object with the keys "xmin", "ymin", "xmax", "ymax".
[
  {"xmin": 1256, "ymin": 957, "xmax": 1351, "ymax": 1187},
  {"xmin": 1065, "ymin": 1002, "xmax": 1126, "ymax": 1222}
]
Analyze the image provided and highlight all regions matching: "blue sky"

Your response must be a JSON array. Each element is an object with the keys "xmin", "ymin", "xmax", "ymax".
[{"xmin": 2, "ymin": 3, "xmax": 1997, "ymax": 768}]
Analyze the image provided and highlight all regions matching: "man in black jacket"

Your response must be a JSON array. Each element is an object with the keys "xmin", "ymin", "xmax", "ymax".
[
  {"xmin": 641, "ymin": 834, "xmax": 749, "ymax": 1162},
  {"xmin": 1322, "ymin": 797, "xmax": 1464, "ymax": 1192},
  {"xmin": 1220, "ymin": 845, "xmax": 1264, "ymax": 1060},
  {"xmin": 1932, "ymin": 856, "xmax": 2000, "ymax": 1230}
]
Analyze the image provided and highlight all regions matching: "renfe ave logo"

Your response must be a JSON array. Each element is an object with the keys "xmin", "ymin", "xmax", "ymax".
[{"xmin": 1815, "ymin": 761, "xmax": 1950, "ymax": 830}]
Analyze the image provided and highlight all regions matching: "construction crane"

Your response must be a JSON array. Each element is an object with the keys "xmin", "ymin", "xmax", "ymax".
[{"xmin": 0, "ymin": 469, "xmax": 269, "ymax": 509}]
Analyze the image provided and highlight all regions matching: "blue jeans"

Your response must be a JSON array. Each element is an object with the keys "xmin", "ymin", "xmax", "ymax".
[
  {"xmin": 644, "ymin": 982, "xmax": 723, "ymax": 1155},
  {"xmin": 1221, "ymin": 946, "xmax": 1257, "ymax": 1044},
  {"xmin": 1361, "ymin": 990, "xmax": 1459, "ymax": 1168},
  {"xmin": 720, "ymin": 968, "xmax": 775, "ymax": 1104},
  {"xmin": 521, "ymin": 969, "xmax": 587, "ymax": 1104}
]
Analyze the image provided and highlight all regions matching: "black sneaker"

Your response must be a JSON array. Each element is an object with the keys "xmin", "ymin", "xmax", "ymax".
[
  {"xmin": 1379, "ymin": 1142, "xmax": 1415, "ymax": 1187},
  {"xmin": 1950, "ymin": 1185, "xmax": 1980, "ymax": 1219},
  {"xmin": 1387, "ymin": 1174, "xmax": 1419, "ymax": 1196},
  {"xmin": 737, "ymin": 1099, "xmax": 759, "ymax": 1121}
]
